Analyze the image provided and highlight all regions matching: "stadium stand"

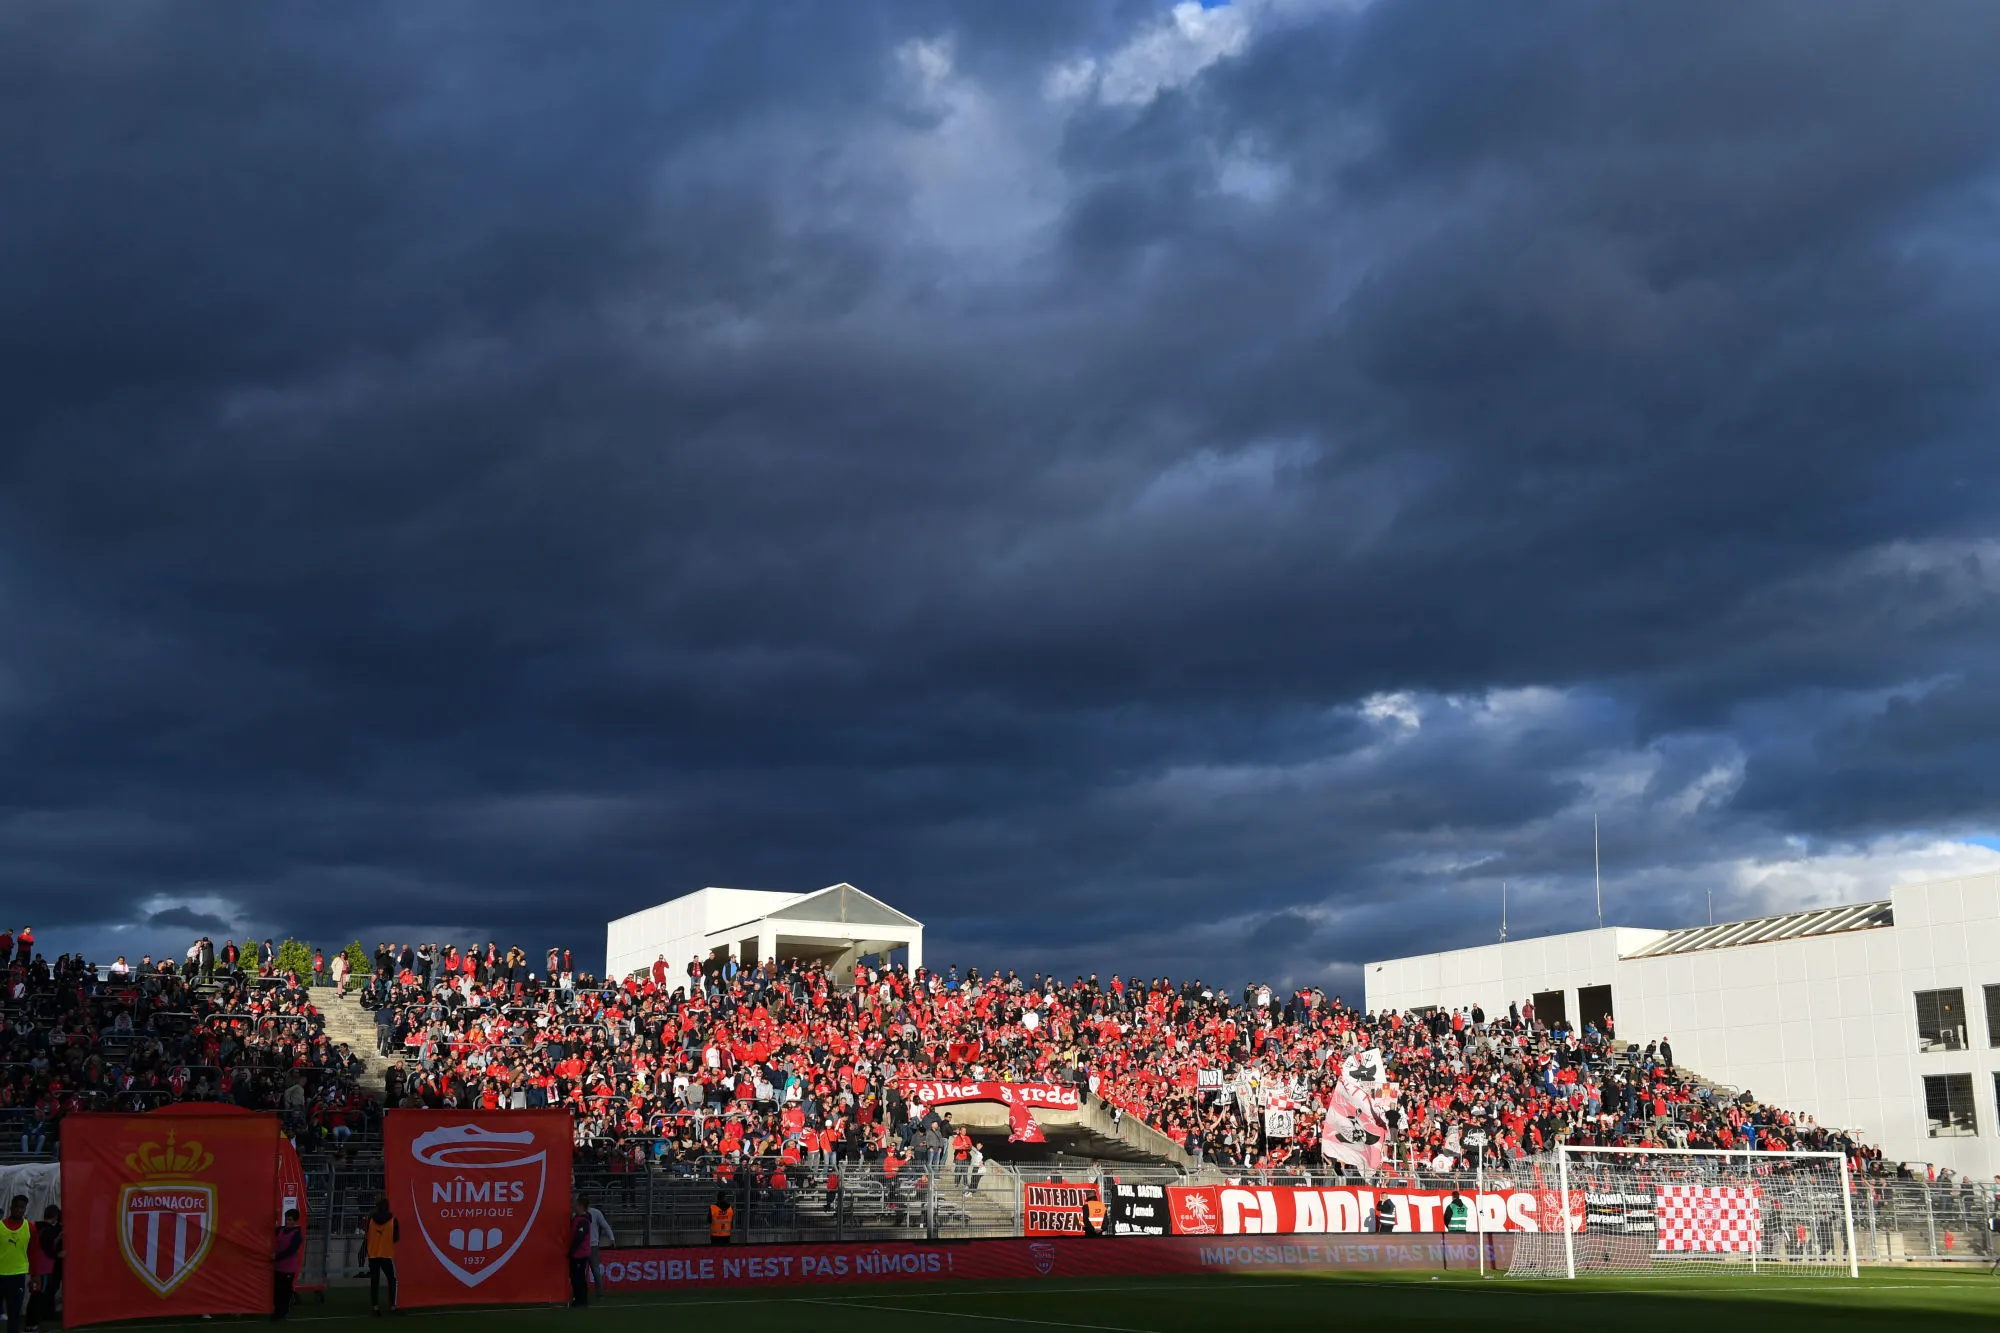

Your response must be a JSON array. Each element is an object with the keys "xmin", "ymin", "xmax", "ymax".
[
  {"xmin": 2, "ymin": 928, "xmax": 1883, "ymax": 1187},
  {"xmin": 0, "ymin": 931, "xmax": 375, "ymax": 1157},
  {"xmin": 354, "ymin": 944, "xmax": 1883, "ymax": 1181}
]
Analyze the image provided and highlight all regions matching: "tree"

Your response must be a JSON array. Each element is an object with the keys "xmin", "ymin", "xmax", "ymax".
[
  {"xmin": 343, "ymin": 940, "xmax": 373, "ymax": 975},
  {"xmin": 275, "ymin": 938, "xmax": 314, "ymax": 979}
]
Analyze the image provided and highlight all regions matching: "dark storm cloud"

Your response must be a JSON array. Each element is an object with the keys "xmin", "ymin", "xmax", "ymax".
[
  {"xmin": 149, "ymin": 906, "xmax": 235, "ymax": 935},
  {"xmin": 3, "ymin": 0, "xmax": 1999, "ymax": 993}
]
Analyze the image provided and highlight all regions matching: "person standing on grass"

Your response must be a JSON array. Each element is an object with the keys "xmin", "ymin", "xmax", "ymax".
[
  {"xmin": 567, "ymin": 1197, "xmax": 592, "ymax": 1308},
  {"xmin": 0, "ymin": 1195, "xmax": 31, "ymax": 1333},
  {"xmin": 272, "ymin": 1208, "xmax": 303, "ymax": 1320},
  {"xmin": 363, "ymin": 1195, "xmax": 398, "ymax": 1316},
  {"xmin": 1444, "ymin": 1190, "xmax": 1470, "ymax": 1232},
  {"xmin": 23, "ymin": 1205, "xmax": 57, "ymax": 1333},
  {"xmin": 586, "ymin": 1198, "xmax": 614, "ymax": 1295}
]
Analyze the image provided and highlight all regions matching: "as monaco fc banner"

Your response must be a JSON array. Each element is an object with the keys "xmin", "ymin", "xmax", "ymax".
[
  {"xmin": 62, "ymin": 1112, "xmax": 278, "ymax": 1327},
  {"xmin": 385, "ymin": 1109, "xmax": 573, "ymax": 1308}
]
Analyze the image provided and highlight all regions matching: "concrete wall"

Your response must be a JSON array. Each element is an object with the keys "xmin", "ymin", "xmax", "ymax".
[{"xmin": 605, "ymin": 887, "xmax": 798, "ymax": 980}]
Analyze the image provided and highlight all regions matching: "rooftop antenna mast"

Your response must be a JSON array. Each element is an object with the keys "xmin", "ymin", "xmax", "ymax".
[{"xmin": 1594, "ymin": 814, "xmax": 1603, "ymax": 929}]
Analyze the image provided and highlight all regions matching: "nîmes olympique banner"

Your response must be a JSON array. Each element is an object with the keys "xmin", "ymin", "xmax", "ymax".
[
  {"xmin": 62, "ymin": 1112, "xmax": 278, "ymax": 1327},
  {"xmin": 385, "ymin": 1109, "xmax": 573, "ymax": 1308}
]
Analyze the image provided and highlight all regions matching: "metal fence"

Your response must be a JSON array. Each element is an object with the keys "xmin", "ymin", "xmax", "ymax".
[
  {"xmin": 10, "ymin": 1137, "xmax": 1996, "ymax": 1276},
  {"xmin": 288, "ymin": 1152, "xmax": 1030, "ymax": 1284}
]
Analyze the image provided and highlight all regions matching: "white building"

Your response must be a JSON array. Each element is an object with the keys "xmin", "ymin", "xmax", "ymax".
[
  {"xmin": 1364, "ymin": 870, "xmax": 2000, "ymax": 1179},
  {"xmin": 604, "ymin": 883, "xmax": 923, "ymax": 985}
]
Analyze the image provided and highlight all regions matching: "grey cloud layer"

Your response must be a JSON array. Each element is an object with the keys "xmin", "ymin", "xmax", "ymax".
[{"xmin": 3, "ymin": 0, "xmax": 1998, "ymax": 992}]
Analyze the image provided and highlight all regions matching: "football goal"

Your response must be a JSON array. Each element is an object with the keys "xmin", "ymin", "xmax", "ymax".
[{"xmin": 1502, "ymin": 1146, "xmax": 1858, "ymax": 1278}]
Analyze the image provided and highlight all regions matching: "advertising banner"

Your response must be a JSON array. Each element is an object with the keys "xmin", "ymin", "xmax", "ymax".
[
  {"xmin": 1102, "ymin": 1179, "xmax": 1170, "ymax": 1236},
  {"xmin": 62, "ymin": 1112, "xmax": 279, "ymax": 1327},
  {"xmin": 1022, "ymin": 1182, "xmax": 1099, "ymax": 1235},
  {"xmin": 1166, "ymin": 1184, "xmax": 1583, "ymax": 1236},
  {"xmin": 598, "ymin": 1232, "xmax": 1516, "ymax": 1291},
  {"xmin": 384, "ymin": 1109, "xmax": 573, "ymax": 1308}
]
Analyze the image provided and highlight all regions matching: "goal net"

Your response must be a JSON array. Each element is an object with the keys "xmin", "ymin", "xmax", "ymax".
[{"xmin": 1503, "ymin": 1147, "xmax": 1858, "ymax": 1278}]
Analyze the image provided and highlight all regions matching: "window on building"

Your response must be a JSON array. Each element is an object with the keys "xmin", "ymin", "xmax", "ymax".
[
  {"xmin": 1916, "ymin": 988, "xmax": 1967, "ymax": 1051},
  {"xmin": 1925, "ymin": 1074, "xmax": 1977, "ymax": 1138},
  {"xmin": 1986, "ymin": 985, "xmax": 2000, "ymax": 1048}
]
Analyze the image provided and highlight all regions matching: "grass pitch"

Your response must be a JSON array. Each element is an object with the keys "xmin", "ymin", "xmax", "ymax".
[{"xmin": 107, "ymin": 1268, "xmax": 2000, "ymax": 1331}]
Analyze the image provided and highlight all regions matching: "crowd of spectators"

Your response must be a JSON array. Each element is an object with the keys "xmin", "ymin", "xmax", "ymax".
[
  {"xmin": 0, "ymin": 926, "xmax": 374, "ymax": 1155},
  {"xmin": 366, "ymin": 947, "xmax": 1882, "ymax": 1182},
  {"xmin": 1, "ymin": 917, "xmax": 1883, "ymax": 1182}
]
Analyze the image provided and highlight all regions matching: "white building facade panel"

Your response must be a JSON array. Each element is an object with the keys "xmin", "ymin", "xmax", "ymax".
[{"xmin": 1364, "ymin": 871, "xmax": 2000, "ymax": 1179}]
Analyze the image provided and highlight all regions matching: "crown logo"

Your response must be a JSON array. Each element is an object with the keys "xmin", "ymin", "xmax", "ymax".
[{"xmin": 125, "ymin": 1132, "xmax": 214, "ymax": 1179}]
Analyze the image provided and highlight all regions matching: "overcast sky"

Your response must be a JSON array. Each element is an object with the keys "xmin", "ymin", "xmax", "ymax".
[{"xmin": 6, "ymin": 0, "xmax": 1999, "ymax": 996}]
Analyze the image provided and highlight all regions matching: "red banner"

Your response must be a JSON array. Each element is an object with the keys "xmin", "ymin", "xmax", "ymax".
[
  {"xmin": 600, "ymin": 1232, "xmax": 1515, "ymax": 1290},
  {"xmin": 384, "ymin": 1109, "xmax": 573, "ymax": 1308},
  {"xmin": 151, "ymin": 1102, "xmax": 307, "ymax": 1231},
  {"xmin": 1022, "ymin": 1182, "xmax": 1100, "ymax": 1236},
  {"xmin": 62, "ymin": 1112, "xmax": 279, "ymax": 1327},
  {"xmin": 899, "ymin": 1080, "xmax": 1081, "ymax": 1110},
  {"xmin": 1166, "ymin": 1184, "xmax": 1583, "ymax": 1236},
  {"xmin": 898, "ymin": 1081, "xmax": 1078, "ymax": 1143}
]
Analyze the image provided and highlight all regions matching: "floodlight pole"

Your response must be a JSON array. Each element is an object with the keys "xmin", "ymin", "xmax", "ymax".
[
  {"xmin": 1594, "ymin": 816, "xmax": 1603, "ymax": 929},
  {"xmin": 1501, "ymin": 881, "xmax": 1508, "ymax": 943}
]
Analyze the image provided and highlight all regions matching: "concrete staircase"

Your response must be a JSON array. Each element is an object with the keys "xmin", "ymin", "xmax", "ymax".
[{"xmin": 310, "ymin": 986, "xmax": 396, "ymax": 1095}]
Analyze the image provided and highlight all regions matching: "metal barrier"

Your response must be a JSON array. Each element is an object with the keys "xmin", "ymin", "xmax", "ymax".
[{"xmin": 7, "ymin": 1131, "xmax": 1994, "ymax": 1267}]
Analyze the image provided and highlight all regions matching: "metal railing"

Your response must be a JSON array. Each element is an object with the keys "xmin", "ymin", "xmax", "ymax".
[{"xmin": 9, "ymin": 1132, "xmax": 1993, "ymax": 1268}]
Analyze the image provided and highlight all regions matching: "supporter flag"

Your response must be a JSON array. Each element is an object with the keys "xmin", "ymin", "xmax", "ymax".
[
  {"xmin": 385, "ymin": 1110, "xmax": 572, "ymax": 1308},
  {"xmin": 62, "ymin": 1111, "xmax": 279, "ymax": 1327},
  {"xmin": 1343, "ymin": 1048, "xmax": 1387, "ymax": 1085},
  {"xmin": 1008, "ymin": 1109, "xmax": 1047, "ymax": 1144},
  {"xmin": 1320, "ymin": 1049, "xmax": 1392, "ymax": 1174}
]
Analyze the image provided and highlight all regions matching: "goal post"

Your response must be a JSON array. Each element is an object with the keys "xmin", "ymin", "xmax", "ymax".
[{"xmin": 1509, "ymin": 1146, "xmax": 1859, "ymax": 1279}]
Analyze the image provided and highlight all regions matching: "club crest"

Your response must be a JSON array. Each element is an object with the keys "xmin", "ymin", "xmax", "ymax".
[
  {"xmin": 119, "ymin": 1133, "xmax": 217, "ymax": 1297},
  {"xmin": 406, "ymin": 1123, "xmax": 549, "ymax": 1287}
]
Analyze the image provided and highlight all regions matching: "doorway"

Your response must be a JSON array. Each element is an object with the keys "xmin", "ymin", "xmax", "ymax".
[
  {"xmin": 1577, "ymin": 984, "xmax": 1614, "ymax": 1036},
  {"xmin": 1532, "ymin": 989, "xmax": 1568, "ymax": 1029}
]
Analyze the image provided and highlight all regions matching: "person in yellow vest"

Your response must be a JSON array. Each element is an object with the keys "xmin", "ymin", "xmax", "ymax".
[
  {"xmin": 708, "ymin": 1190, "xmax": 734, "ymax": 1246},
  {"xmin": 0, "ymin": 1195, "xmax": 31, "ymax": 1333},
  {"xmin": 363, "ymin": 1195, "xmax": 399, "ymax": 1316}
]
